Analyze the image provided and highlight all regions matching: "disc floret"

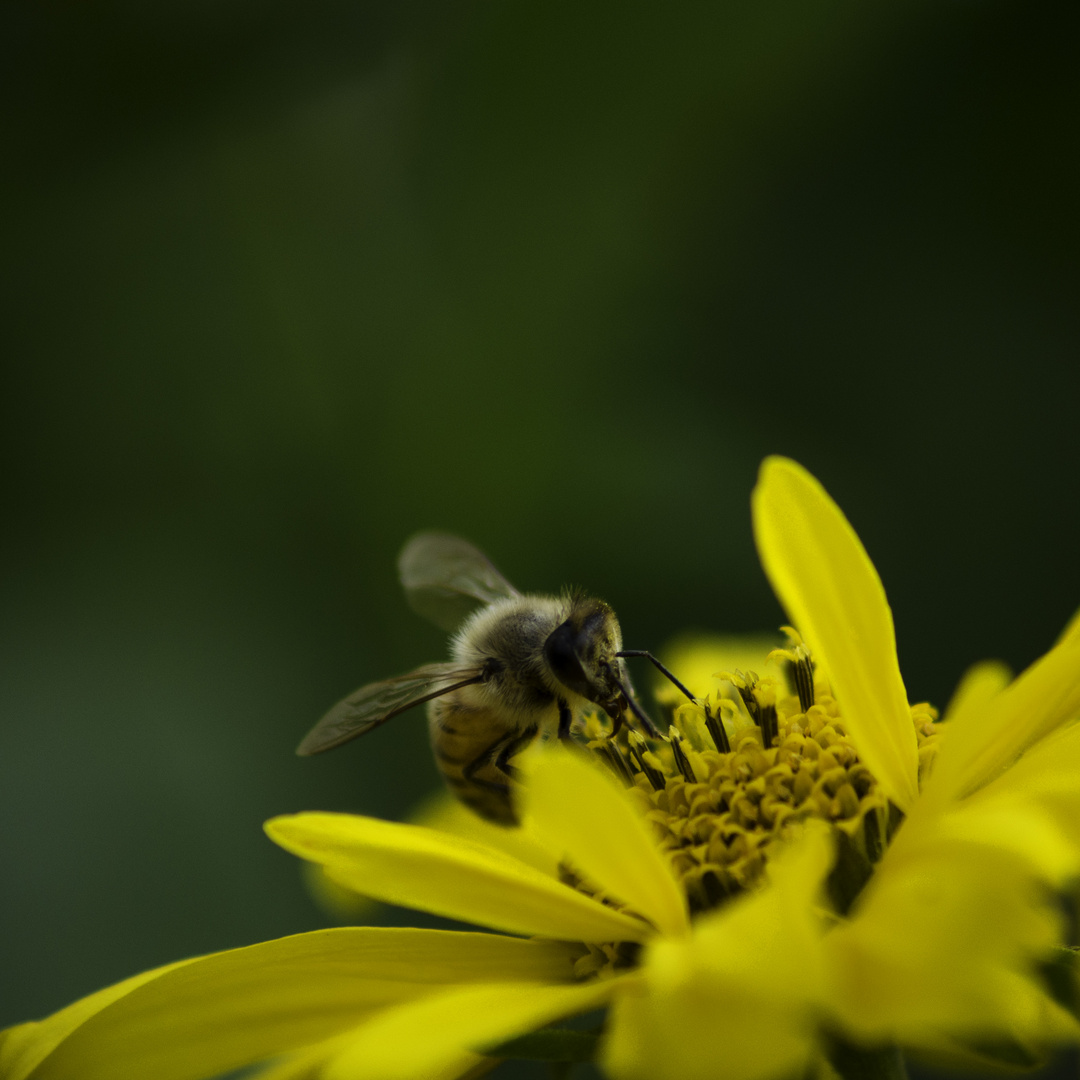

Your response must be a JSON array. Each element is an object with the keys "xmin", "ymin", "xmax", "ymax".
[{"xmin": 582, "ymin": 633, "xmax": 942, "ymax": 917}]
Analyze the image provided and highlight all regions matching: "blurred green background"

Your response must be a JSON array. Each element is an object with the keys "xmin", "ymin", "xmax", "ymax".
[{"xmin": 3, "ymin": 0, "xmax": 1080, "ymax": 1070}]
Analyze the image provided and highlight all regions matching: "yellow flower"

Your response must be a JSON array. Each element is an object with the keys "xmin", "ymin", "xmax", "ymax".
[
  {"xmin": 0, "ymin": 749, "xmax": 827, "ymax": 1080},
  {"xmin": 4, "ymin": 456, "xmax": 1080, "ymax": 1080},
  {"xmin": 753, "ymin": 458, "xmax": 1080, "ymax": 1064}
]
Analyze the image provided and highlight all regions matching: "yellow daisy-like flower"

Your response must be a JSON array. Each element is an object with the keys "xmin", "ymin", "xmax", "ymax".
[{"xmin": 4, "ymin": 457, "xmax": 1080, "ymax": 1080}]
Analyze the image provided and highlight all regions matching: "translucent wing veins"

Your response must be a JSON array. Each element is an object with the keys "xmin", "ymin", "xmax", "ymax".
[
  {"xmin": 398, "ymin": 532, "xmax": 519, "ymax": 632},
  {"xmin": 296, "ymin": 663, "xmax": 485, "ymax": 756}
]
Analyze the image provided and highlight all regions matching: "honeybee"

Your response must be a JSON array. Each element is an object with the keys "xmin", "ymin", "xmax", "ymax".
[{"xmin": 296, "ymin": 533, "xmax": 661, "ymax": 824}]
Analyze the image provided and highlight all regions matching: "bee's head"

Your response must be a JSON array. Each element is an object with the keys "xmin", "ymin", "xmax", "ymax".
[{"xmin": 543, "ymin": 596, "xmax": 622, "ymax": 705}]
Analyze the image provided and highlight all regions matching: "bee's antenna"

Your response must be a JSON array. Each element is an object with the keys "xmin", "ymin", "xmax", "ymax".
[
  {"xmin": 616, "ymin": 650, "xmax": 696, "ymax": 704},
  {"xmin": 608, "ymin": 669, "xmax": 661, "ymax": 739}
]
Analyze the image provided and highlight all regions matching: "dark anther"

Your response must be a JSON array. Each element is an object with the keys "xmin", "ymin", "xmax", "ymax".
[
  {"xmin": 825, "ymin": 830, "xmax": 875, "ymax": 916},
  {"xmin": 627, "ymin": 734, "xmax": 665, "ymax": 791},
  {"xmin": 758, "ymin": 703, "xmax": 778, "ymax": 748},
  {"xmin": 703, "ymin": 701, "xmax": 731, "ymax": 754},
  {"xmin": 600, "ymin": 740, "xmax": 635, "ymax": 787},
  {"xmin": 734, "ymin": 674, "xmax": 761, "ymax": 723},
  {"xmin": 700, "ymin": 868, "xmax": 733, "ymax": 909},
  {"xmin": 886, "ymin": 801, "xmax": 905, "ymax": 842},
  {"xmin": 862, "ymin": 807, "xmax": 884, "ymax": 863},
  {"xmin": 668, "ymin": 730, "xmax": 698, "ymax": 783},
  {"xmin": 791, "ymin": 656, "xmax": 815, "ymax": 712}
]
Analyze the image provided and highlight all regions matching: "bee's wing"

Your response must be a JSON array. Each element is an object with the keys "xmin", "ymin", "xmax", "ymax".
[
  {"xmin": 398, "ymin": 532, "xmax": 520, "ymax": 632},
  {"xmin": 296, "ymin": 662, "xmax": 484, "ymax": 756}
]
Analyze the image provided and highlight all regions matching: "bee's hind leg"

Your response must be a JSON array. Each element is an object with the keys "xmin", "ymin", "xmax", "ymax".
[
  {"xmin": 463, "ymin": 725, "xmax": 539, "ymax": 787},
  {"xmin": 492, "ymin": 724, "xmax": 540, "ymax": 781}
]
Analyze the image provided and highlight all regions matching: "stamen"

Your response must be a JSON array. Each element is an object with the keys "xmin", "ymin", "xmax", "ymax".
[
  {"xmin": 698, "ymin": 868, "xmax": 732, "ymax": 910},
  {"xmin": 886, "ymin": 801, "xmax": 905, "ymax": 841},
  {"xmin": 667, "ymin": 726, "xmax": 698, "ymax": 783},
  {"xmin": 627, "ymin": 730, "xmax": 665, "ymax": 791},
  {"xmin": 600, "ymin": 739, "xmax": 636, "ymax": 787},
  {"xmin": 732, "ymin": 670, "xmax": 761, "ymax": 723},
  {"xmin": 758, "ymin": 702, "xmax": 778, "ymax": 748},
  {"xmin": 862, "ymin": 804, "xmax": 883, "ymax": 862},
  {"xmin": 703, "ymin": 700, "xmax": 731, "ymax": 753},
  {"xmin": 791, "ymin": 654, "xmax": 815, "ymax": 712},
  {"xmin": 826, "ymin": 829, "xmax": 875, "ymax": 916},
  {"xmin": 573, "ymin": 633, "xmax": 944, "ymax": 941}
]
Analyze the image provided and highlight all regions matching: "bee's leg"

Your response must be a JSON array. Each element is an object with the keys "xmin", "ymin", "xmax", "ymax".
[
  {"xmin": 601, "ymin": 700, "xmax": 625, "ymax": 739},
  {"xmin": 493, "ymin": 724, "xmax": 540, "ymax": 780},
  {"xmin": 461, "ymin": 735, "xmax": 512, "ymax": 794},
  {"xmin": 463, "ymin": 725, "xmax": 539, "ymax": 788},
  {"xmin": 556, "ymin": 698, "xmax": 573, "ymax": 741}
]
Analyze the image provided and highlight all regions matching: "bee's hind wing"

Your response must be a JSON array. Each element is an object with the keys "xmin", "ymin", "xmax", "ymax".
[
  {"xmin": 398, "ymin": 532, "xmax": 520, "ymax": 631},
  {"xmin": 296, "ymin": 662, "xmax": 484, "ymax": 755}
]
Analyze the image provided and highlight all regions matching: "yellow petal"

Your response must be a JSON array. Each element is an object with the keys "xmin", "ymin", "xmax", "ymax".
[
  {"xmin": 0, "ymin": 959, "xmax": 196, "ymax": 1080},
  {"xmin": 249, "ymin": 1027, "xmax": 507, "ymax": 1080},
  {"xmin": 905, "ymin": 1011, "xmax": 1076, "ymax": 1075},
  {"xmin": 1056, "ymin": 605, "xmax": 1080, "ymax": 648},
  {"xmin": 604, "ymin": 824, "xmax": 833, "ymax": 1080},
  {"xmin": 677, "ymin": 821, "xmax": 833, "ymax": 1010},
  {"xmin": 752, "ymin": 457, "xmax": 919, "ymax": 810},
  {"xmin": 265, "ymin": 813, "xmax": 650, "ymax": 943},
  {"xmin": 933, "ymin": 635, "xmax": 1080, "ymax": 800},
  {"xmin": 246, "ymin": 1029, "xmax": 362, "ymax": 1080},
  {"xmin": 302, "ymin": 862, "xmax": 379, "ymax": 922},
  {"xmin": 942, "ymin": 660, "xmax": 1012, "ymax": 725},
  {"xmin": 932, "ymin": 799, "xmax": 1077, "ymax": 885},
  {"xmin": 410, "ymin": 790, "xmax": 560, "ymax": 878},
  {"xmin": 907, "ymin": 660, "xmax": 1009, "ymax": 819},
  {"xmin": 324, "ymin": 977, "xmax": 626, "ymax": 1080},
  {"xmin": 521, "ymin": 747, "xmax": 690, "ymax": 938},
  {"xmin": 248, "ymin": 1051, "xmax": 324, "ymax": 1080},
  {"xmin": 829, "ymin": 834, "xmax": 1072, "ymax": 1047},
  {"xmin": 709, "ymin": 820, "xmax": 833, "ymax": 1002},
  {"xmin": 965, "ymin": 721, "xmax": 1080, "ymax": 860},
  {"xmin": 605, "ymin": 974, "xmax": 815, "ymax": 1080},
  {"xmin": 1, "ymin": 928, "xmax": 575, "ymax": 1080}
]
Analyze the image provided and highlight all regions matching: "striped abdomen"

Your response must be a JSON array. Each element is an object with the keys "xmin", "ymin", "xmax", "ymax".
[{"xmin": 427, "ymin": 692, "xmax": 539, "ymax": 825}]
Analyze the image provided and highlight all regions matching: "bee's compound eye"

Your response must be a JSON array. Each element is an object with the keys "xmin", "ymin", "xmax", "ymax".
[{"xmin": 543, "ymin": 621, "xmax": 593, "ymax": 698}]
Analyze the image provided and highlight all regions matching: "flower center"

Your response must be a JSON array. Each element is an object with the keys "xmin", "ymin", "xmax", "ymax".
[{"xmin": 577, "ymin": 640, "xmax": 941, "ymax": 919}]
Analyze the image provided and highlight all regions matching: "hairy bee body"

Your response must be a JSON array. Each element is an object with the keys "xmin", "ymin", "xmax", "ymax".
[
  {"xmin": 430, "ymin": 594, "xmax": 622, "ymax": 823},
  {"xmin": 297, "ymin": 534, "xmax": 643, "ymax": 825},
  {"xmin": 427, "ymin": 694, "xmax": 532, "ymax": 824}
]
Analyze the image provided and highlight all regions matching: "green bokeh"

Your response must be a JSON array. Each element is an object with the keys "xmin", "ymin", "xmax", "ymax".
[{"xmin": 2, "ymin": 2, "xmax": 1079, "ymax": 1075}]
